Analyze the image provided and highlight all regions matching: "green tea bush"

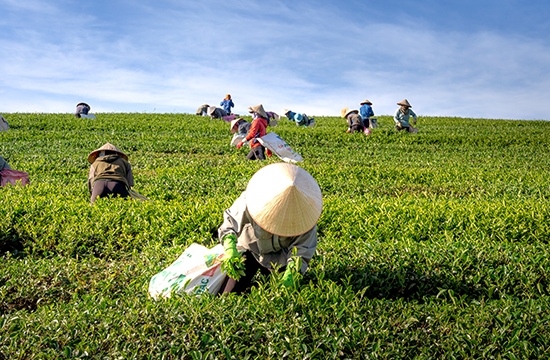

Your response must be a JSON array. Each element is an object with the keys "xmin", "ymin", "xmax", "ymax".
[{"xmin": 1, "ymin": 112, "xmax": 550, "ymax": 358}]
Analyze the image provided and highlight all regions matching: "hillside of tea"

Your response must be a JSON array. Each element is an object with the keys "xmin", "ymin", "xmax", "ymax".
[{"xmin": 1, "ymin": 112, "xmax": 550, "ymax": 359}]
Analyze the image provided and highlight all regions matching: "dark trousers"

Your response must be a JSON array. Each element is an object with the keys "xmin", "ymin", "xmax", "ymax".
[
  {"xmin": 396, "ymin": 125, "xmax": 410, "ymax": 132},
  {"xmin": 218, "ymin": 251, "xmax": 282, "ymax": 295},
  {"xmin": 350, "ymin": 124, "xmax": 365, "ymax": 133},
  {"xmin": 246, "ymin": 145, "xmax": 266, "ymax": 160},
  {"xmin": 363, "ymin": 118, "xmax": 370, "ymax": 128},
  {"xmin": 90, "ymin": 180, "xmax": 129, "ymax": 204}
]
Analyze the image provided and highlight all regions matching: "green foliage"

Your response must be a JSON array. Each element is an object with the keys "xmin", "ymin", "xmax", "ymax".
[
  {"xmin": 1, "ymin": 112, "xmax": 550, "ymax": 358},
  {"xmin": 221, "ymin": 255, "xmax": 246, "ymax": 281}
]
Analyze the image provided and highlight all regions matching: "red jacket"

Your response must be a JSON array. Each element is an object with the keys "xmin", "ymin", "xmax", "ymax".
[{"xmin": 245, "ymin": 118, "xmax": 268, "ymax": 149}]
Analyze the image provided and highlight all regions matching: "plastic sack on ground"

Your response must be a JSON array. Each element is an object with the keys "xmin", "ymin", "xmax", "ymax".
[
  {"xmin": 258, "ymin": 132, "xmax": 303, "ymax": 163},
  {"xmin": 222, "ymin": 114, "xmax": 236, "ymax": 122},
  {"xmin": 0, "ymin": 115, "xmax": 9, "ymax": 131},
  {"xmin": 80, "ymin": 114, "xmax": 96, "ymax": 119},
  {"xmin": 0, "ymin": 169, "xmax": 30, "ymax": 187},
  {"xmin": 150, "ymin": 243, "xmax": 248, "ymax": 299},
  {"xmin": 370, "ymin": 118, "xmax": 378, "ymax": 129}
]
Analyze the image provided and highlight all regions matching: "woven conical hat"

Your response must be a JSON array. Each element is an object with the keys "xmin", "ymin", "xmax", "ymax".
[
  {"xmin": 230, "ymin": 118, "xmax": 244, "ymax": 133},
  {"xmin": 360, "ymin": 99, "xmax": 372, "ymax": 105},
  {"xmin": 247, "ymin": 104, "xmax": 268, "ymax": 119},
  {"xmin": 340, "ymin": 107, "xmax": 358, "ymax": 119},
  {"xmin": 245, "ymin": 163, "xmax": 323, "ymax": 237},
  {"xmin": 397, "ymin": 99, "xmax": 411, "ymax": 107},
  {"xmin": 206, "ymin": 106, "xmax": 217, "ymax": 116},
  {"xmin": 87, "ymin": 143, "xmax": 128, "ymax": 164}
]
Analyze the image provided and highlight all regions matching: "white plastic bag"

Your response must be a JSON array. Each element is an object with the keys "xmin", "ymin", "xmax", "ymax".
[
  {"xmin": 370, "ymin": 118, "xmax": 378, "ymax": 129},
  {"xmin": 148, "ymin": 243, "xmax": 227, "ymax": 299},
  {"xmin": 258, "ymin": 132, "xmax": 303, "ymax": 163},
  {"xmin": 230, "ymin": 133, "xmax": 248, "ymax": 146},
  {"xmin": 80, "ymin": 114, "xmax": 96, "ymax": 119}
]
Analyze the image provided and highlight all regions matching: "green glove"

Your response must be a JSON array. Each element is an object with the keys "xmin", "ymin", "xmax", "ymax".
[
  {"xmin": 282, "ymin": 257, "xmax": 302, "ymax": 288},
  {"xmin": 223, "ymin": 234, "xmax": 239, "ymax": 259}
]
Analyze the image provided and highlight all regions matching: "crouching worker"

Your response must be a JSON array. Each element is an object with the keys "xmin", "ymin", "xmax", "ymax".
[
  {"xmin": 87, "ymin": 143, "xmax": 134, "ymax": 205},
  {"xmin": 75, "ymin": 103, "xmax": 91, "ymax": 118},
  {"xmin": 341, "ymin": 107, "xmax": 369, "ymax": 135},
  {"xmin": 230, "ymin": 118, "xmax": 251, "ymax": 135},
  {"xmin": 237, "ymin": 104, "xmax": 272, "ymax": 160},
  {"xmin": 394, "ymin": 99, "xmax": 418, "ymax": 133},
  {"xmin": 283, "ymin": 109, "xmax": 315, "ymax": 127},
  {"xmin": 359, "ymin": 99, "xmax": 375, "ymax": 128},
  {"xmin": 218, "ymin": 163, "xmax": 323, "ymax": 294}
]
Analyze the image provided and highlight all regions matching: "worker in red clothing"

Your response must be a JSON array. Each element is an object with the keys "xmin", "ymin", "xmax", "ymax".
[{"xmin": 237, "ymin": 104, "xmax": 272, "ymax": 160}]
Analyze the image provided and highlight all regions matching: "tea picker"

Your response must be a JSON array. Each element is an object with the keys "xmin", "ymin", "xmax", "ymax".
[
  {"xmin": 220, "ymin": 94, "xmax": 235, "ymax": 114},
  {"xmin": 236, "ymin": 104, "xmax": 272, "ymax": 160},
  {"xmin": 87, "ymin": 143, "xmax": 135, "ymax": 205},
  {"xmin": 75, "ymin": 102, "xmax": 95, "ymax": 119},
  {"xmin": 283, "ymin": 109, "xmax": 315, "ymax": 127},
  {"xmin": 394, "ymin": 99, "xmax": 419, "ymax": 133},
  {"xmin": 218, "ymin": 163, "xmax": 323, "ymax": 294},
  {"xmin": 341, "ymin": 107, "xmax": 370, "ymax": 135},
  {"xmin": 359, "ymin": 99, "xmax": 377, "ymax": 129}
]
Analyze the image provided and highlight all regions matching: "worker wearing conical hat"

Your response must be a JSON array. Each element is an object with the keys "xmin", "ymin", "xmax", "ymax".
[
  {"xmin": 220, "ymin": 94, "xmax": 235, "ymax": 114},
  {"xmin": 283, "ymin": 109, "xmax": 315, "ymax": 127},
  {"xmin": 87, "ymin": 143, "xmax": 134, "ymax": 205},
  {"xmin": 218, "ymin": 163, "xmax": 323, "ymax": 294},
  {"xmin": 75, "ymin": 102, "xmax": 91, "ymax": 118},
  {"xmin": 394, "ymin": 99, "xmax": 418, "ymax": 132},
  {"xmin": 230, "ymin": 118, "xmax": 251, "ymax": 134},
  {"xmin": 359, "ymin": 99, "xmax": 374, "ymax": 129},
  {"xmin": 237, "ymin": 104, "xmax": 272, "ymax": 160},
  {"xmin": 341, "ymin": 107, "xmax": 370, "ymax": 135}
]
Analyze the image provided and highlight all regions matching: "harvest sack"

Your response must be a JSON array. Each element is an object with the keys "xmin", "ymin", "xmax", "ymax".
[
  {"xmin": 370, "ymin": 118, "xmax": 378, "ymax": 129},
  {"xmin": 0, "ymin": 169, "xmax": 30, "ymax": 187},
  {"xmin": 80, "ymin": 114, "xmax": 96, "ymax": 119},
  {"xmin": 149, "ymin": 243, "xmax": 229, "ymax": 299},
  {"xmin": 258, "ymin": 132, "xmax": 303, "ymax": 163},
  {"xmin": 222, "ymin": 114, "xmax": 236, "ymax": 122},
  {"xmin": 0, "ymin": 115, "xmax": 9, "ymax": 131}
]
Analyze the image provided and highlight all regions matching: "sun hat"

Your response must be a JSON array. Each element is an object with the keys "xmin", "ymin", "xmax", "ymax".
[
  {"xmin": 245, "ymin": 163, "xmax": 323, "ymax": 237},
  {"xmin": 230, "ymin": 118, "xmax": 243, "ymax": 133},
  {"xmin": 283, "ymin": 109, "xmax": 291, "ymax": 115},
  {"xmin": 77, "ymin": 102, "xmax": 90, "ymax": 108},
  {"xmin": 397, "ymin": 99, "xmax": 412, "ymax": 107},
  {"xmin": 360, "ymin": 99, "xmax": 372, "ymax": 105},
  {"xmin": 87, "ymin": 143, "xmax": 128, "ymax": 164},
  {"xmin": 340, "ymin": 107, "xmax": 359, "ymax": 119},
  {"xmin": 206, "ymin": 106, "xmax": 218, "ymax": 116},
  {"xmin": 247, "ymin": 104, "xmax": 268, "ymax": 120}
]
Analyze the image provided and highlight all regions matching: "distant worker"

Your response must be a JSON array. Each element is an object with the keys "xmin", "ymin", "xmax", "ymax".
[
  {"xmin": 283, "ymin": 109, "xmax": 315, "ymax": 127},
  {"xmin": 220, "ymin": 95, "xmax": 235, "ymax": 114},
  {"xmin": 237, "ymin": 104, "xmax": 272, "ymax": 160},
  {"xmin": 341, "ymin": 107, "xmax": 369, "ymax": 135},
  {"xmin": 207, "ymin": 106, "xmax": 229, "ymax": 120},
  {"xmin": 230, "ymin": 118, "xmax": 251, "ymax": 135},
  {"xmin": 196, "ymin": 104, "xmax": 210, "ymax": 116},
  {"xmin": 87, "ymin": 143, "xmax": 134, "ymax": 205},
  {"xmin": 359, "ymin": 99, "xmax": 374, "ymax": 129},
  {"xmin": 75, "ymin": 103, "xmax": 91, "ymax": 118},
  {"xmin": 394, "ymin": 99, "xmax": 418, "ymax": 133},
  {"xmin": 218, "ymin": 163, "xmax": 323, "ymax": 294}
]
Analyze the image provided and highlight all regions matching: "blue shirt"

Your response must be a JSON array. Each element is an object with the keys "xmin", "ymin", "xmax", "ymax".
[
  {"xmin": 220, "ymin": 99, "xmax": 234, "ymax": 113},
  {"xmin": 360, "ymin": 104, "xmax": 374, "ymax": 120},
  {"xmin": 394, "ymin": 108, "xmax": 417, "ymax": 128}
]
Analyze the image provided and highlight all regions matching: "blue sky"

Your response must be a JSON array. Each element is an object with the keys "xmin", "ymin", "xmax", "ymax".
[{"xmin": 1, "ymin": 0, "xmax": 550, "ymax": 119}]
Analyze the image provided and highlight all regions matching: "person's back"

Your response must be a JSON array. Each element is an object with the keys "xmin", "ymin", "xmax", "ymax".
[{"xmin": 75, "ymin": 103, "xmax": 90, "ymax": 118}]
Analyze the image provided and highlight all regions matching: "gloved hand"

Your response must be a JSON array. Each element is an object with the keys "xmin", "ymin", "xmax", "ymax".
[
  {"xmin": 236, "ymin": 142, "xmax": 244, "ymax": 149},
  {"xmin": 266, "ymin": 149, "xmax": 273, "ymax": 157},
  {"xmin": 397, "ymin": 123, "xmax": 402, "ymax": 128},
  {"xmin": 413, "ymin": 118, "xmax": 417, "ymax": 125},
  {"xmin": 346, "ymin": 128, "xmax": 351, "ymax": 133},
  {"xmin": 282, "ymin": 257, "xmax": 302, "ymax": 288},
  {"xmin": 223, "ymin": 234, "xmax": 239, "ymax": 259}
]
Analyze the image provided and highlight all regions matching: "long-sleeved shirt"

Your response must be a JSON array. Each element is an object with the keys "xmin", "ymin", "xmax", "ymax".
[
  {"xmin": 88, "ymin": 155, "xmax": 134, "ymax": 194},
  {"xmin": 394, "ymin": 108, "xmax": 417, "ymax": 128},
  {"xmin": 220, "ymin": 99, "xmax": 234, "ymax": 113},
  {"xmin": 346, "ymin": 113, "xmax": 364, "ymax": 127},
  {"xmin": 245, "ymin": 117, "xmax": 268, "ymax": 148},
  {"xmin": 236, "ymin": 120, "xmax": 251, "ymax": 134},
  {"xmin": 360, "ymin": 104, "xmax": 374, "ymax": 120},
  {"xmin": 218, "ymin": 192, "xmax": 317, "ymax": 274}
]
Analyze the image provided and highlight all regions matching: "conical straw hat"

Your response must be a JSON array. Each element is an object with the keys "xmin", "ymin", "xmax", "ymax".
[
  {"xmin": 360, "ymin": 99, "xmax": 372, "ymax": 105},
  {"xmin": 340, "ymin": 107, "xmax": 358, "ymax": 119},
  {"xmin": 206, "ymin": 106, "xmax": 217, "ymax": 116},
  {"xmin": 87, "ymin": 143, "xmax": 128, "ymax": 164},
  {"xmin": 397, "ymin": 99, "xmax": 411, "ymax": 107},
  {"xmin": 245, "ymin": 163, "xmax": 323, "ymax": 237},
  {"xmin": 230, "ymin": 118, "xmax": 243, "ymax": 133},
  {"xmin": 247, "ymin": 104, "xmax": 268, "ymax": 120}
]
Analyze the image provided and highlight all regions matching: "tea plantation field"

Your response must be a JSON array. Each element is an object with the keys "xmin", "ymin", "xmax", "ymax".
[{"xmin": 1, "ymin": 112, "xmax": 550, "ymax": 359}]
